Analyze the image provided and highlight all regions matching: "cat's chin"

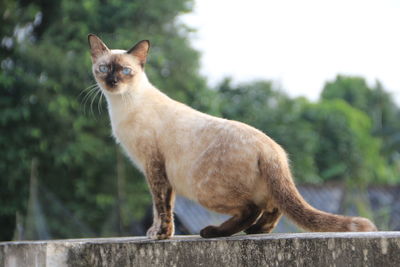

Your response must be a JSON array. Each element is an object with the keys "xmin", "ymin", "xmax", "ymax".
[{"xmin": 101, "ymin": 86, "xmax": 129, "ymax": 95}]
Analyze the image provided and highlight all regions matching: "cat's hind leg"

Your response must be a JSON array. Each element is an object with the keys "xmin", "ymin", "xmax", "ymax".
[
  {"xmin": 200, "ymin": 204, "xmax": 262, "ymax": 238},
  {"xmin": 244, "ymin": 208, "xmax": 282, "ymax": 234}
]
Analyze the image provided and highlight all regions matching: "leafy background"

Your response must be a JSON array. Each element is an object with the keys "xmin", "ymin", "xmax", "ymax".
[{"xmin": 1, "ymin": 0, "xmax": 399, "ymax": 241}]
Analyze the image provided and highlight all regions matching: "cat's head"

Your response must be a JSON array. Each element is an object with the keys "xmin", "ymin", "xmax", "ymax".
[{"xmin": 88, "ymin": 34, "xmax": 149, "ymax": 95}]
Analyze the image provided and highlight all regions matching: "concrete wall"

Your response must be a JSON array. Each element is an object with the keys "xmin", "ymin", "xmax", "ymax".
[{"xmin": 1, "ymin": 232, "xmax": 400, "ymax": 267}]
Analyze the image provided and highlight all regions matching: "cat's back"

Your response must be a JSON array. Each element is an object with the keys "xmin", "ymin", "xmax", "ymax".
[{"xmin": 159, "ymin": 98, "xmax": 280, "ymax": 160}]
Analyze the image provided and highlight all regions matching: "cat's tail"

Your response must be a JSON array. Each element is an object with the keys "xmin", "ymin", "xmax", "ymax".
[{"xmin": 259, "ymin": 150, "xmax": 377, "ymax": 232}]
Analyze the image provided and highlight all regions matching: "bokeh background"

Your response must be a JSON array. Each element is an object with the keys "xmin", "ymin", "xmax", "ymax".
[{"xmin": 1, "ymin": 0, "xmax": 399, "ymax": 241}]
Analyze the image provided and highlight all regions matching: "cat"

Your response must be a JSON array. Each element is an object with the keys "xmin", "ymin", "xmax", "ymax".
[{"xmin": 88, "ymin": 34, "xmax": 377, "ymax": 239}]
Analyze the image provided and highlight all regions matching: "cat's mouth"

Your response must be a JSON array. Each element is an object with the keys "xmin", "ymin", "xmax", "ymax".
[
  {"xmin": 106, "ymin": 83, "xmax": 118, "ymax": 90},
  {"xmin": 102, "ymin": 75, "xmax": 121, "ymax": 92},
  {"xmin": 96, "ymin": 77, "xmax": 126, "ymax": 95},
  {"xmin": 98, "ymin": 84, "xmax": 116, "ymax": 94},
  {"xmin": 99, "ymin": 78, "xmax": 118, "ymax": 91},
  {"xmin": 101, "ymin": 82, "xmax": 126, "ymax": 95}
]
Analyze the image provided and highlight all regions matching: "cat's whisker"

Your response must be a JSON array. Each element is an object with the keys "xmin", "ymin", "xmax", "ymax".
[
  {"xmin": 88, "ymin": 89, "xmax": 98, "ymax": 117},
  {"xmin": 81, "ymin": 84, "xmax": 97, "ymax": 94},
  {"xmin": 81, "ymin": 91, "xmax": 93, "ymax": 116},
  {"xmin": 90, "ymin": 88, "xmax": 102, "ymax": 117},
  {"xmin": 98, "ymin": 91, "xmax": 104, "ymax": 114},
  {"xmin": 79, "ymin": 86, "xmax": 97, "ymax": 111},
  {"xmin": 81, "ymin": 87, "xmax": 99, "ymax": 116},
  {"xmin": 82, "ymin": 87, "xmax": 98, "ymax": 105},
  {"xmin": 78, "ymin": 84, "xmax": 98, "ymax": 98},
  {"xmin": 81, "ymin": 86, "xmax": 100, "ymax": 116},
  {"xmin": 83, "ymin": 83, "xmax": 98, "ymax": 91}
]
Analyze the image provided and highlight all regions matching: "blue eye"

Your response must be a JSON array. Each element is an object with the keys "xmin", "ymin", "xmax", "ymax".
[
  {"xmin": 99, "ymin": 65, "xmax": 108, "ymax": 73},
  {"xmin": 122, "ymin": 67, "xmax": 132, "ymax": 75}
]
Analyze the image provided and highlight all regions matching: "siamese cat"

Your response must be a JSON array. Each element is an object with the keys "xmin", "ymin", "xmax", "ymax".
[{"xmin": 88, "ymin": 34, "xmax": 377, "ymax": 239}]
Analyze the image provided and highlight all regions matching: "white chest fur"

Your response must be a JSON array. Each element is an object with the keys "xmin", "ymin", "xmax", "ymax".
[{"xmin": 106, "ymin": 94, "xmax": 146, "ymax": 173}]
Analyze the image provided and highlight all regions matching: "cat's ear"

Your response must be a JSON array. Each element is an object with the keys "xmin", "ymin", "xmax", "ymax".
[
  {"xmin": 127, "ymin": 40, "xmax": 150, "ymax": 67},
  {"xmin": 88, "ymin": 34, "xmax": 110, "ymax": 61}
]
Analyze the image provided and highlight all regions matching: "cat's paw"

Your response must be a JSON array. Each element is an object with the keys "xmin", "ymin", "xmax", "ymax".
[
  {"xmin": 200, "ymin": 225, "xmax": 227, "ymax": 238},
  {"xmin": 146, "ymin": 224, "xmax": 173, "ymax": 240},
  {"xmin": 244, "ymin": 225, "xmax": 262, "ymax": 235},
  {"xmin": 245, "ymin": 224, "xmax": 274, "ymax": 235}
]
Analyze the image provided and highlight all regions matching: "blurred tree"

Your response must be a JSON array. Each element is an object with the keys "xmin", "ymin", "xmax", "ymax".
[
  {"xmin": 302, "ymin": 100, "xmax": 395, "ymax": 184},
  {"xmin": 0, "ymin": 0, "xmax": 41, "ymax": 241},
  {"xmin": 0, "ymin": 0, "xmax": 212, "ymax": 240},
  {"xmin": 321, "ymin": 75, "xmax": 400, "ymax": 174},
  {"xmin": 321, "ymin": 75, "xmax": 371, "ymax": 111}
]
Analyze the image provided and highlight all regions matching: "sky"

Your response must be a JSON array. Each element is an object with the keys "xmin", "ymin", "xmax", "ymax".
[{"xmin": 181, "ymin": 0, "xmax": 400, "ymax": 103}]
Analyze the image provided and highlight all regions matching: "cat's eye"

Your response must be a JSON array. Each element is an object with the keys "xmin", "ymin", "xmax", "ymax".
[
  {"xmin": 99, "ymin": 65, "xmax": 109, "ymax": 73},
  {"xmin": 122, "ymin": 67, "xmax": 132, "ymax": 75}
]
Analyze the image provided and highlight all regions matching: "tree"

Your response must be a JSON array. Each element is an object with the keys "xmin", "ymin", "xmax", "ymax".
[
  {"xmin": 321, "ymin": 75, "xmax": 371, "ymax": 111},
  {"xmin": 321, "ymin": 75, "xmax": 400, "ymax": 175},
  {"xmin": 302, "ymin": 99, "xmax": 395, "ymax": 184}
]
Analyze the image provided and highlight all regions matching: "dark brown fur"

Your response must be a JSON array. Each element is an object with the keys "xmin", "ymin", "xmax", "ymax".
[
  {"xmin": 144, "ymin": 150, "xmax": 175, "ymax": 239},
  {"xmin": 127, "ymin": 40, "xmax": 149, "ymax": 67},
  {"xmin": 245, "ymin": 208, "xmax": 282, "ymax": 234},
  {"xmin": 200, "ymin": 204, "xmax": 262, "ymax": 237}
]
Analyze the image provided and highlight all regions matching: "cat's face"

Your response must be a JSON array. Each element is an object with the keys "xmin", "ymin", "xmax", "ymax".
[{"xmin": 88, "ymin": 34, "xmax": 149, "ymax": 95}]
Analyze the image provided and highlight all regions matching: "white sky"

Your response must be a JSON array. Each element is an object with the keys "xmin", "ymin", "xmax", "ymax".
[{"xmin": 181, "ymin": 0, "xmax": 400, "ymax": 103}]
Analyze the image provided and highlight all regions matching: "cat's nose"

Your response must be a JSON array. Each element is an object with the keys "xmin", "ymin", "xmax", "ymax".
[{"xmin": 106, "ymin": 76, "xmax": 118, "ymax": 87}]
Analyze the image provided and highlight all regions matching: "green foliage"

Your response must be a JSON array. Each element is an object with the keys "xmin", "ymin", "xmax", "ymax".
[
  {"xmin": 321, "ymin": 75, "xmax": 400, "ymax": 179},
  {"xmin": 321, "ymin": 75, "xmax": 372, "ymax": 111},
  {"xmin": 302, "ymin": 100, "xmax": 395, "ymax": 184},
  {"xmin": 1, "ymin": 0, "xmax": 399, "ymax": 241}
]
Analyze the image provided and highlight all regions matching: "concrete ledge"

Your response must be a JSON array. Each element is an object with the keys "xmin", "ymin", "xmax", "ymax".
[{"xmin": 1, "ymin": 232, "xmax": 400, "ymax": 267}]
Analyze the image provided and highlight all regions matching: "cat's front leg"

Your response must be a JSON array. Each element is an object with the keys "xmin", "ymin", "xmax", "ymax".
[{"xmin": 145, "ymin": 156, "xmax": 175, "ymax": 240}]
